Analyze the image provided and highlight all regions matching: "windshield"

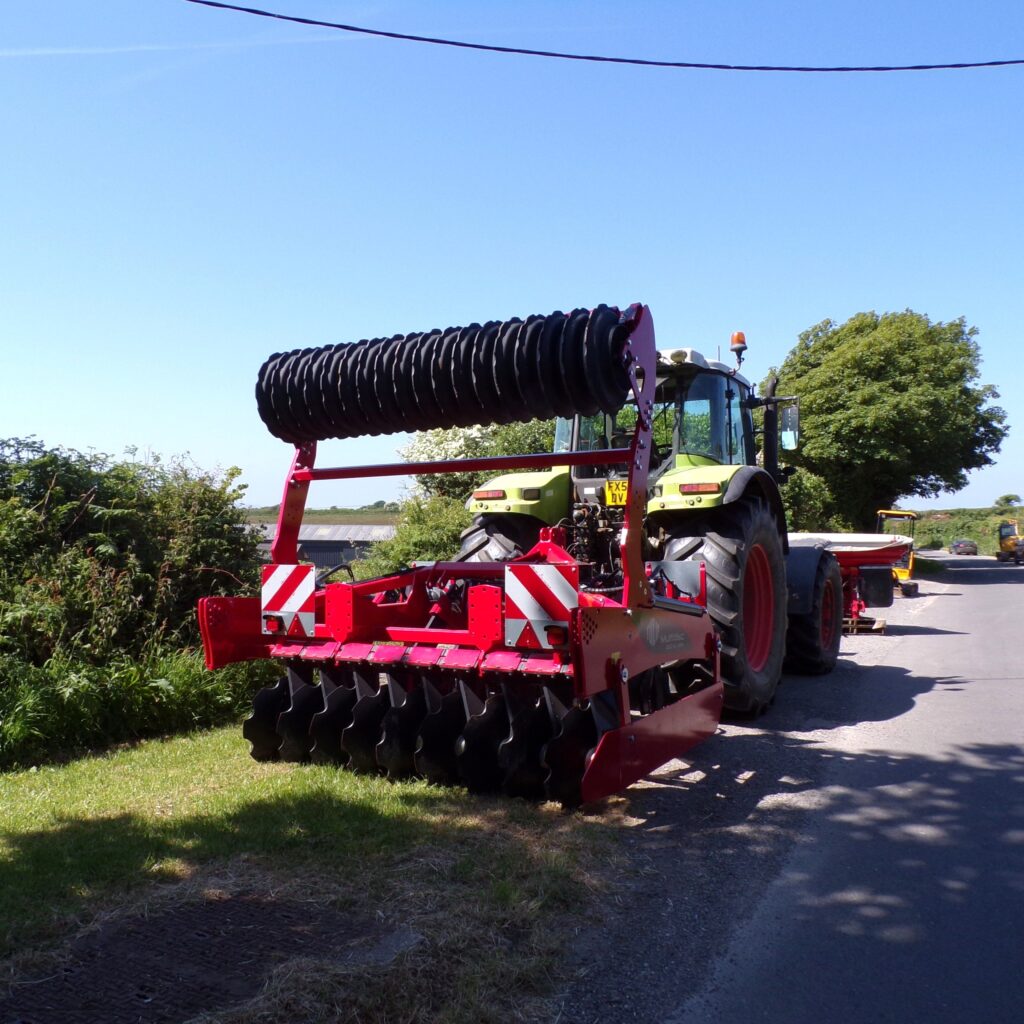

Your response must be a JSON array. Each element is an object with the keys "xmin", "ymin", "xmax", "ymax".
[
  {"xmin": 554, "ymin": 417, "xmax": 573, "ymax": 453},
  {"xmin": 566, "ymin": 397, "xmax": 676, "ymax": 477},
  {"xmin": 679, "ymin": 370, "xmax": 751, "ymax": 465}
]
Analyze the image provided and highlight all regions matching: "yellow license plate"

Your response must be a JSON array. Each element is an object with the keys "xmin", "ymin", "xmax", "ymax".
[{"xmin": 604, "ymin": 480, "xmax": 628, "ymax": 506}]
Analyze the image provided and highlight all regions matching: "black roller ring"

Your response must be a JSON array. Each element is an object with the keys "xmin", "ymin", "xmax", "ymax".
[
  {"xmin": 257, "ymin": 352, "xmax": 288, "ymax": 440},
  {"xmin": 375, "ymin": 335, "xmax": 410, "ymax": 435},
  {"xmin": 368, "ymin": 334, "xmax": 407, "ymax": 435},
  {"xmin": 355, "ymin": 336, "xmax": 396, "ymax": 436},
  {"xmin": 308, "ymin": 346, "xmax": 339, "ymax": 437},
  {"xmin": 267, "ymin": 351, "xmax": 307, "ymax": 442},
  {"xmin": 325, "ymin": 343, "xmax": 352, "ymax": 436},
  {"xmin": 342, "ymin": 337, "xmax": 374, "ymax": 438},
  {"xmin": 399, "ymin": 333, "xmax": 437, "ymax": 433},
  {"xmin": 294, "ymin": 347, "xmax": 327, "ymax": 439},
  {"xmin": 429, "ymin": 328, "xmax": 461, "ymax": 429},
  {"xmin": 471, "ymin": 320, "xmax": 504, "ymax": 423},
  {"xmin": 255, "ymin": 356, "xmax": 278, "ymax": 436},
  {"xmin": 579, "ymin": 309, "xmax": 610, "ymax": 414},
  {"xmin": 514, "ymin": 314, "xmax": 552, "ymax": 420},
  {"xmin": 255, "ymin": 357, "xmax": 287, "ymax": 441},
  {"xmin": 411, "ymin": 330, "xmax": 446, "ymax": 430},
  {"xmin": 547, "ymin": 311, "xmax": 584, "ymax": 418},
  {"xmin": 493, "ymin": 318, "xmax": 527, "ymax": 412},
  {"xmin": 348, "ymin": 333, "xmax": 372, "ymax": 434},
  {"xmin": 296, "ymin": 347, "xmax": 328, "ymax": 438},
  {"xmin": 449, "ymin": 324, "xmax": 484, "ymax": 426},
  {"xmin": 391, "ymin": 334, "xmax": 428, "ymax": 433},
  {"xmin": 584, "ymin": 305, "xmax": 627, "ymax": 414},
  {"xmin": 300, "ymin": 347, "xmax": 327, "ymax": 437},
  {"xmin": 372, "ymin": 334, "xmax": 410, "ymax": 432},
  {"xmin": 610, "ymin": 320, "xmax": 632, "ymax": 397},
  {"xmin": 594, "ymin": 307, "xmax": 632, "ymax": 402},
  {"xmin": 561, "ymin": 309, "xmax": 599, "ymax": 417},
  {"xmin": 535, "ymin": 312, "xmax": 569, "ymax": 418}
]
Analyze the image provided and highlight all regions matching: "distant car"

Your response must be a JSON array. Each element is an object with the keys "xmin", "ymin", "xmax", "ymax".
[{"xmin": 950, "ymin": 539, "xmax": 978, "ymax": 555}]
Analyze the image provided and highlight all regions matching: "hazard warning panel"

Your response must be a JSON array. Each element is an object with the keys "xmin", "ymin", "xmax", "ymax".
[
  {"xmin": 503, "ymin": 563, "xmax": 579, "ymax": 650},
  {"xmin": 261, "ymin": 564, "xmax": 316, "ymax": 637}
]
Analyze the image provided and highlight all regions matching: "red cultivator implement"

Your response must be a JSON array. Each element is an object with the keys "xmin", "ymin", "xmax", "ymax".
[{"xmin": 199, "ymin": 304, "xmax": 722, "ymax": 805}]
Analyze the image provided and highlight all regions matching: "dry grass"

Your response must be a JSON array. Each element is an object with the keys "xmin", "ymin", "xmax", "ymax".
[{"xmin": 2, "ymin": 728, "xmax": 615, "ymax": 1024}]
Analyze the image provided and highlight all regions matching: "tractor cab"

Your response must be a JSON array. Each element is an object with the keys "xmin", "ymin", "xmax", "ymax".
[{"xmin": 557, "ymin": 354, "xmax": 757, "ymax": 509}]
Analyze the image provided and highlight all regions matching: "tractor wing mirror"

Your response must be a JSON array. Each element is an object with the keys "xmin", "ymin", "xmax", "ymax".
[{"xmin": 780, "ymin": 404, "xmax": 800, "ymax": 451}]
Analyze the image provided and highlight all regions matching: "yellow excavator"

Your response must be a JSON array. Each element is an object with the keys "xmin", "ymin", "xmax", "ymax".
[
  {"xmin": 996, "ymin": 519, "xmax": 1022, "ymax": 564},
  {"xmin": 876, "ymin": 509, "xmax": 918, "ymax": 596}
]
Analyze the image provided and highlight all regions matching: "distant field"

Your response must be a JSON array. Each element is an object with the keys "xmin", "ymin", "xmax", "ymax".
[
  {"xmin": 913, "ymin": 507, "xmax": 1016, "ymax": 555},
  {"xmin": 245, "ymin": 505, "xmax": 399, "ymax": 525}
]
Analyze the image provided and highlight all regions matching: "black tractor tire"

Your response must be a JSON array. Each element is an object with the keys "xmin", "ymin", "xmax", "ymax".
[
  {"xmin": 784, "ymin": 552, "xmax": 842, "ymax": 675},
  {"xmin": 664, "ymin": 497, "xmax": 787, "ymax": 715},
  {"xmin": 457, "ymin": 514, "xmax": 545, "ymax": 562}
]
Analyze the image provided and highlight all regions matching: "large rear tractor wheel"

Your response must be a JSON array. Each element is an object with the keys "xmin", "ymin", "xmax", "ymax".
[
  {"xmin": 457, "ymin": 514, "xmax": 545, "ymax": 562},
  {"xmin": 664, "ymin": 497, "xmax": 787, "ymax": 715},
  {"xmin": 784, "ymin": 552, "xmax": 842, "ymax": 675}
]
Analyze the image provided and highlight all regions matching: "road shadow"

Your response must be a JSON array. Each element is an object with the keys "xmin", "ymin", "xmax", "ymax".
[
  {"xmin": 882, "ymin": 624, "xmax": 966, "ymax": 637},
  {"xmin": 923, "ymin": 557, "xmax": 1024, "ymax": 586},
  {"xmin": 563, "ymin": 722, "xmax": 1024, "ymax": 1024},
  {"xmin": 764, "ymin": 659, "xmax": 954, "ymax": 731}
]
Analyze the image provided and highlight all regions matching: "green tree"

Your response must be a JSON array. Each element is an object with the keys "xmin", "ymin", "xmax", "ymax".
[
  {"xmin": 771, "ymin": 312, "xmax": 1007, "ymax": 529},
  {"xmin": 399, "ymin": 419, "xmax": 556, "ymax": 500},
  {"xmin": 778, "ymin": 467, "xmax": 851, "ymax": 532}
]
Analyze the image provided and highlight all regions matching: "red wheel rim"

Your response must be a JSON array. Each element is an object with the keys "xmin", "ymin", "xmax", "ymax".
[
  {"xmin": 820, "ymin": 577, "xmax": 837, "ymax": 651},
  {"xmin": 743, "ymin": 544, "xmax": 774, "ymax": 673}
]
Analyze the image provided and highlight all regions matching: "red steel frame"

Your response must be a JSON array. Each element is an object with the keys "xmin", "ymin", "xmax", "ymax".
[{"xmin": 199, "ymin": 304, "xmax": 724, "ymax": 801}]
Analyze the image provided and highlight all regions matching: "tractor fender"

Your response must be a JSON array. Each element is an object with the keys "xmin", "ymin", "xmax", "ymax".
[
  {"xmin": 784, "ymin": 539, "xmax": 832, "ymax": 615},
  {"xmin": 722, "ymin": 467, "xmax": 789, "ymax": 552}
]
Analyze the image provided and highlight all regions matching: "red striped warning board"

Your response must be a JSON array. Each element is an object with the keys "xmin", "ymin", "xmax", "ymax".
[
  {"xmin": 503, "ymin": 563, "xmax": 578, "ymax": 649},
  {"xmin": 261, "ymin": 564, "xmax": 316, "ymax": 637}
]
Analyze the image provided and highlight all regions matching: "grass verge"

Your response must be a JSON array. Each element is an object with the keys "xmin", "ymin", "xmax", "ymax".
[
  {"xmin": 0, "ymin": 650, "xmax": 276, "ymax": 769},
  {"xmin": 0, "ymin": 726, "xmax": 609, "ymax": 1022}
]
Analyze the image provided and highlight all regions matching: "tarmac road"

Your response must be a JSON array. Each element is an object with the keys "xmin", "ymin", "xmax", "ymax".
[{"xmin": 559, "ymin": 555, "xmax": 1024, "ymax": 1024}]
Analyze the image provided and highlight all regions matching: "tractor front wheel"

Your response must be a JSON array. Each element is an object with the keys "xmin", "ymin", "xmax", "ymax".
[{"xmin": 664, "ymin": 497, "xmax": 787, "ymax": 715}]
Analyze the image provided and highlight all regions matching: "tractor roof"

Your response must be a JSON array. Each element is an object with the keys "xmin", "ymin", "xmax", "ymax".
[{"xmin": 657, "ymin": 348, "xmax": 752, "ymax": 388}]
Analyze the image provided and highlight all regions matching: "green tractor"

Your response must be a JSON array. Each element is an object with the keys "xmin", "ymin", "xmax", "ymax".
[{"xmin": 458, "ymin": 336, "xmax": 842, "ymax": 714}]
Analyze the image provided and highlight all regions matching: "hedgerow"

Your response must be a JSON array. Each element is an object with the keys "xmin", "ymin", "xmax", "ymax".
[{"xmin": 0, "ymin": 438, "xmax": 273, "ymax": 767}]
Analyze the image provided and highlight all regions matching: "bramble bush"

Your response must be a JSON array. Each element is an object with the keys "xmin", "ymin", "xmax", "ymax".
[{"xmin": 0, "ymin": 438, "xmax": 274, "ymax": 767}]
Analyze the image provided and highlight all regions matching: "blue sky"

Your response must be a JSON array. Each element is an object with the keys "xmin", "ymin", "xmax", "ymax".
[{"xmin": 3, "ymin": 1, "xmax": 1022, "ymax": 509}]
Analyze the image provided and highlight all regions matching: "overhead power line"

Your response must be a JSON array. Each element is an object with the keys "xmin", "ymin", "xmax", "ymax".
[{"xmin": 182, "ymin": 0, "xmax": 1023, "ymax": 73}]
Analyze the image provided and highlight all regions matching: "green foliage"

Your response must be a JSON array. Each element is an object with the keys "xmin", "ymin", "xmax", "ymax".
[
  {"xmin": 400, "ymin": 420, "xmax": 556, "ymax": 500},
  {"xmin": 993, "ymin": 493, "xmax": 1021, "ymax": 513},
  {"xmin": 779, "ymin": 467, "xmax": 852, "ymax": 531},
  {"xmin": 0, "ymin": 650, "xmax": 275, "ymax": 769},
  {"xmin": 0, "ymin": 438, "xmax": 270, "ymax": 766},
  {"xmin": 914, "ymin": 506, "xmax": 1012, "ymax": 555},
  {"xmin": 769, "ymin": 312, "xmax": 1007, "ymax": 530},
  {"xmin": 355, "ymin": 496, "xmax": 472, "ymax": 578}
]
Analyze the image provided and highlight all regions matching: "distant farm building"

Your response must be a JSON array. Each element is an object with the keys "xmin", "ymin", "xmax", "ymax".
[{"xmin": 257, "ymin": 523, "xmax": 396, "ymax": 571}]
